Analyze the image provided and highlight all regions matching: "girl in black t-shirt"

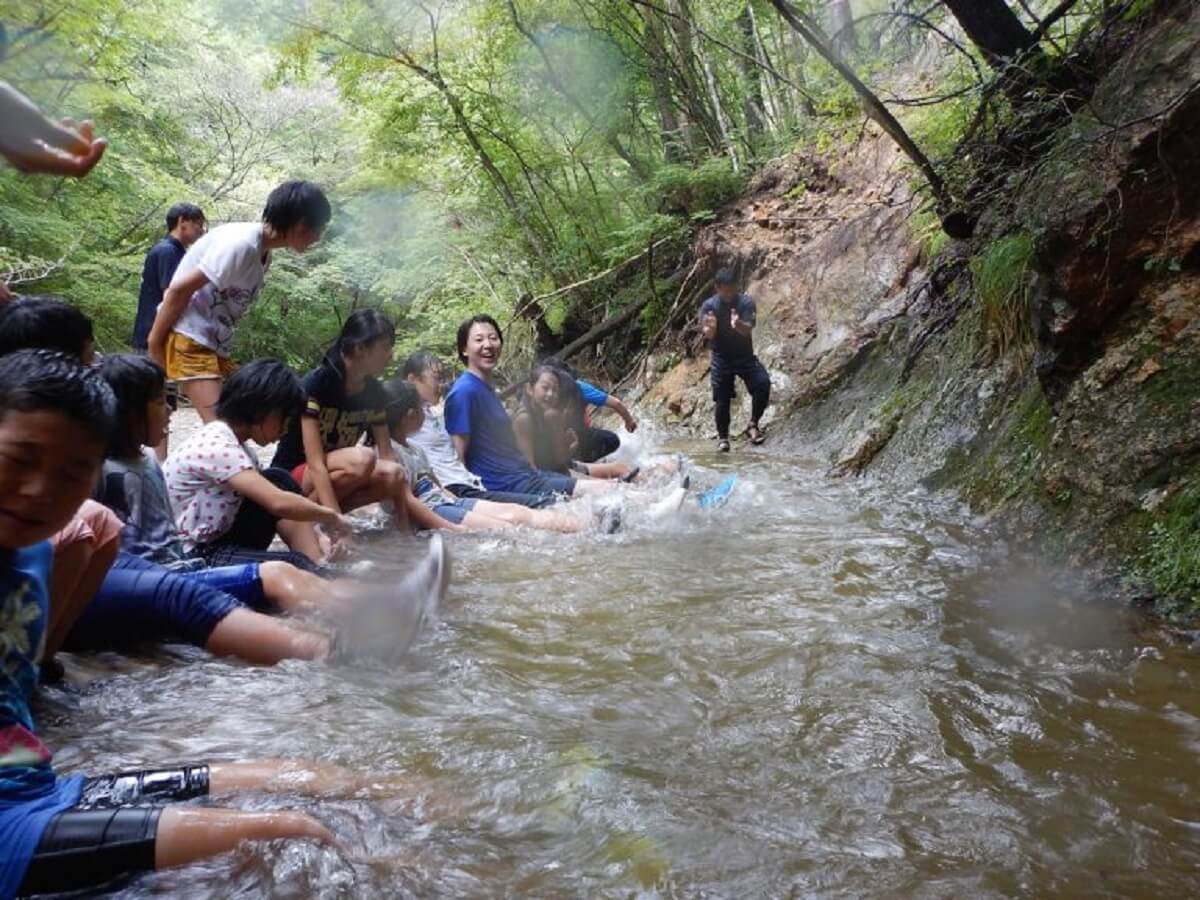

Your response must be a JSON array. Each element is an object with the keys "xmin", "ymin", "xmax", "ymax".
[{"xmin": 274, "ymin": 310, "xmax": 458, "ymax": 535}]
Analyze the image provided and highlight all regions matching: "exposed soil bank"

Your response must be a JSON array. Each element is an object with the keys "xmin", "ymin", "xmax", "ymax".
[{"xmin": 626, "ymin": 3, "xmax": 1200, "ymax": 624}]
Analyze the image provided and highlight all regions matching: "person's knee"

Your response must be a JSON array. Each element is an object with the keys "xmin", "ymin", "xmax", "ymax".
[
  {"xmin": 347, "ymin": 447, "xmax": 376, "ymax": 481},
  {"xmin": 257, "ymin": 561, "xmax": 291, "ymax": 592}
]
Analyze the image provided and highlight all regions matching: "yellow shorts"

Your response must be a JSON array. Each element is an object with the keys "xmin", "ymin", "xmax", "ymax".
[{"xmin": 164, "ymin": 332, "xmax": 237, "ymax": 382}]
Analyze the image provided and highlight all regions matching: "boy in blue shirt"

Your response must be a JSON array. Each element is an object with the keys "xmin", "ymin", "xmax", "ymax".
[{"xmin": 699, "ymin": 268, "xmax": 771, "ymax": 451}]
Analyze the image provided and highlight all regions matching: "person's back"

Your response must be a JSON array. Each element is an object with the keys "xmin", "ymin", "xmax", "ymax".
[
  {"xmin": 409, "ymin": 402, "xmax": 485, "ymax": 490},
  {"xmin": 163, "ymin": 419, "xmax": 259, "ymax": 551},
  {"xmin": 169, "ymin": 221, "xmax": 270, "ymax": 359},
  {"xmin": 98, "ymin": 449, "xmax": 196, "ymax": 569},
  {"xmin": 444, "ymin": 370, "xmax": 530, "ymax": 490}
]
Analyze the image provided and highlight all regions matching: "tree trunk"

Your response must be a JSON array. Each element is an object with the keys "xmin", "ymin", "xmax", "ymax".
[
  {"xmin": 736, "ymin": 5, "xmax": 768, "ymax": 140},
  {"xmin": 940, "ymin": 0, "xmax": 1038, "ymax": 68},
  {"xmin": 767, "ymin": 0, "xmax": 966, "ymax": 234},
  {"xmin": 639, "ymin": 6, "xmax": 688, "ymax": 162},
  {"xmin": 827, "ymin": 0, "xmax": 858, "ymax": 57}
]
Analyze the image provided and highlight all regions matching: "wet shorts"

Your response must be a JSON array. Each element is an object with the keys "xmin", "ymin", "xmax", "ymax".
[
  {"xmin": 164, "ymin": 332, "xmax": 237, "ymax": 382},
  {"xmin": 506, "ymin": 470, "xmax": 576, "ymax": 497},
  {"xmin": 66, "ymin": 553, "xmax": 241, "ymax": 650},
  {"xmin": 182, "ymin": 562, "xmax": 267, "ymax": 610},
  {"xmin": 446, "ymin": 484, "xmax": 557, "ymax": 508},
  {"xmin": 430, "ymin": 498, "xmax": 477, "ymax": 525},
  {"xmin": 19, "ymin": 766, "xmax": 211, "ymax": 897}
]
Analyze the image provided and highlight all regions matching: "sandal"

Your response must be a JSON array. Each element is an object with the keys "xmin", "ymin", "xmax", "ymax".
[
  {"xmin": 717, "ymin": 438, "xmax": 731, "ymax": 453},
  {"xmin": 748, "ymin": 424, "xmax": 766, "ymax": 445}
]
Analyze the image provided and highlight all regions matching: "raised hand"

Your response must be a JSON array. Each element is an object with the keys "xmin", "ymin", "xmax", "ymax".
[{"xmin": 0, "ymin": 83, "xmax": 109, "ymax": 178}]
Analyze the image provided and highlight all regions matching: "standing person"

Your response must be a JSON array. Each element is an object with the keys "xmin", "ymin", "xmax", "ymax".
[
  {"xmin": 132, "ymin": 203, "xmax": 206, "ymax": 353},
  {"xmin": 133, "ymin": 202, "xmax": 206, "ymax": 460},
  {"xmin": 146, "ymin": 180, "xmax": 331, "ymax": 421},
  {"xmin": 699, "ymin": 268, "xmax": 771, "ymax": 452}
]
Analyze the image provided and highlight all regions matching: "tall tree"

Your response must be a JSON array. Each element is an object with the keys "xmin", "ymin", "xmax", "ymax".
[{"xmin": 827, "ymin": 0, "xmax": 858, "ymax": 57}]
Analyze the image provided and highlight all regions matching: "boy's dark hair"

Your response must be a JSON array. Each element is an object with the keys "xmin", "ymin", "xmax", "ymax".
[
  {"xmin": 327, "ymin": 308, "xmax": 395, "ymax": 369},
  {"xmin": 0, "ymin": 296, "xmax": 94, "ymax": 358},
  {"xmin": 216, "ymin": 359, "xmax": 304, "ymax": 426},
  {"xmin": 0, "ymin": 349, "xmax": 116, "ymax": 446},
  {"xmin": 455, "ymin": 314, "xmax": 503, "ymax": 364},
  {"xmin": 714, "ymin": 268, "xmax": 737, "ymax": 286},
  {"xmin": 382, "ymin": 378, "xmax": 422, "ymax": 431},
  {"xmin": 166, "ymin": 202, "xmax": 205, "ymax": 232},
  {"xmin": 402, "ymin": 350, "xmax": 442, "ymax": 379},
  {"xmin": 262, "ymin": 180, "xmax": 332, "ymax": 235},
  {"xmin": 98, "ymin": 355, "xmax": 165, "ymax": 458}
]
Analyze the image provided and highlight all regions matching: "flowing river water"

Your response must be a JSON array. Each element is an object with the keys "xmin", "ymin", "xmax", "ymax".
[{"xmin": 38, "ymin": 440, "xmax": 1200, "ymax": 898}]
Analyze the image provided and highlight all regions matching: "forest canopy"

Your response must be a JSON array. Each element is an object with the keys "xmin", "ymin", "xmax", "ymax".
[{"xmin": 0, "ymin": 0, "xmax": 1115, "ymax": 374}]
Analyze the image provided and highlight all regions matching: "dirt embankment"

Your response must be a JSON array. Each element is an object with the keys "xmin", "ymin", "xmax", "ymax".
[{"xmin": 630, "ymin": 3, "xmax": 1200, "ymax": 619}]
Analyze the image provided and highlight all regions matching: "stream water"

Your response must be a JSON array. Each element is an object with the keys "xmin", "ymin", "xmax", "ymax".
[{"xmin": 39, "ymin": 441, "xmax": 1200, "ymax": 898}]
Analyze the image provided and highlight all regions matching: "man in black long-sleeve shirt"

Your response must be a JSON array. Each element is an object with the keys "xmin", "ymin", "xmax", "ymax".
[{"xmin": 132, "ymin": 203, "xmax": 206, "ymax": 352}]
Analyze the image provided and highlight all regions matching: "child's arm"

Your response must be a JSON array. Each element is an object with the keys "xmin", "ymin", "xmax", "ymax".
[
  {"xmin": 147, "ymin": 268, "xmax": 209, "ymax": 368},
  {"xmin": 372, "ymin": 424, "xmax": 395, "ymax": 462},
  {"xmin": 300, "ymin": 416, "xmax": 341, "ymax": 513},
  {"xmin": 228, "ymin": 469, "xmax": 351, "ymax": 531},
  {"xmin": 604, "ymin": 395, "xmax": 638, "ymax": 433},
  {"xmin": 512, "ymin": 410, "xmax": 539, "ymax": 467}
]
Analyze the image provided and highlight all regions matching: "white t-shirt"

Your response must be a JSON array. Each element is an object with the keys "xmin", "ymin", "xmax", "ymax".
[
  {"xmin": 163, "ymin": 420, "xmax": 259, "ymax": 549},
  {"xmin": 169, "ymin": 222, "xmax": 271, "ymax": 357},
  {"xmin": 408, "ymin": 402, "xmax": 483, "ymax": 490}
]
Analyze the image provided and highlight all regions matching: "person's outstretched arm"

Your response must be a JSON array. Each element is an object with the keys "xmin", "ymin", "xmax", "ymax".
[
  {"xmin": 300, "ymin": 417, "xmax": 342, "ymax": 514},
  {"xmin": 147, "ymin": 268, "xmax": 209, "ymax": 368},
  {"xmin": 604, "ymin": 395, "xmax": 638, "ymax": 432},
  {"xmin": 227, "ymin": 469, "xmax": 351, "ymax": 532},
  {"xmin": 0, "ymin": 81, "xmax": 107, "ymax": 177}
]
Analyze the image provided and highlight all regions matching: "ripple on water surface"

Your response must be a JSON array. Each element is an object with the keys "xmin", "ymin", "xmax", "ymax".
[{"xmin": 39, "ymin": 446, "xmax": 1200, "ymax": 898}]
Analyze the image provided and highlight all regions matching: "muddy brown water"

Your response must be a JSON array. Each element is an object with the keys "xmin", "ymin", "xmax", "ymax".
[{"xmin": 38, "ymin": 442, "xmax": 1200, "ymax": 898}]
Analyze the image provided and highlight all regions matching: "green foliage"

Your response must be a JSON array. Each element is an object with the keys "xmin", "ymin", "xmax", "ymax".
[
  {"xmin": 1139, "ymin": 484, "xmax": 1200, "ymax": 620},
  {"xmin": 971, "ymin": 233, "xmax": 1037, "ymax": 361}
]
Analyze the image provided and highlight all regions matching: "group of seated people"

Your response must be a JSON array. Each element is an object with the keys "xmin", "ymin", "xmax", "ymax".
[{"xmin": 0, "ymin": 294, "xmax": 648, "ymax": 897}]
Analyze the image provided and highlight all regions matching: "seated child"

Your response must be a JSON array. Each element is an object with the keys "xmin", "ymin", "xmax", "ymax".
[
  {"xmin": 0, "ymin": 348, "xmax": 444, "ymax": 897},
  {"xmin": 272, "ymin": 310, "xmax": 455, "ymax": 534},
  {"xmin": 71, "ymin": 356, "xmax": 385, "ymax": 664},
  {"xmin": 512, "ymin": 365, "xmax": 633, "ymax": 481},
  {"xmin": 403, "ymin": 351, "xmax": 556, "ymax": 509},
  {"xmin": 164, "ymin": 360, "xmax": 360, "ymax": 572},
  {"xmin": 381, "ymin": 380, "xmax": 580, "ymax": 533},
  {"xmin": 0, "ymin": 295, "xmax": 96, "ymax": 363}
]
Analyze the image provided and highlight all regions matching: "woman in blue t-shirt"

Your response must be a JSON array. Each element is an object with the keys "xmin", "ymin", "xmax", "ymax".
[{"xmin": 443, "ymin": 316, "xmax": 613, "ymax": 499}]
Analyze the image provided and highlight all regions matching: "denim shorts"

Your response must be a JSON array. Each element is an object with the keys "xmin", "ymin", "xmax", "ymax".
[
  {"xmin": 183, "ymin": 562, "xmax": 267, "ymax": 610},
  {"xmin": 506, "ymin": 470, "xmax": 576, "ymax": 497},
  {"xmin": 431, "ymin": 498, "xmax": 477, "ymax": 525}
]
